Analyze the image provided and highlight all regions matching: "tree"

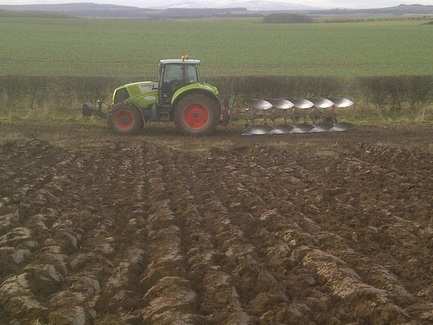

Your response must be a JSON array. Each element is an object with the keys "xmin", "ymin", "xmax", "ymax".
[{"xmin": 263, "ymin": 13, "xmax": 313, "ymax": 24}]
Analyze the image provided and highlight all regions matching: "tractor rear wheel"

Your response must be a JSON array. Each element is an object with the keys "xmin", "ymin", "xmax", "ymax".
[
  {"xmin": 174, "ymin": 94, "xmax": 219, "ymax": 135},
  {"xmin": 109, "ymin": 104, "xmax": 142, "ymax": 135}
]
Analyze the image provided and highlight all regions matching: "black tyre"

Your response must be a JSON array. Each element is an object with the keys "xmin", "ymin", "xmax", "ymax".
[
  {"xmin": 109, "ymin": 104, "xmax": 143, "ymax": 135},
  {"xmin": 174, "ymin": 93, "xmax": 219, "ymax": 135}
]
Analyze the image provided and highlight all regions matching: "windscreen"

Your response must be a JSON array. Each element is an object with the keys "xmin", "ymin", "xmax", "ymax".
[{"xmin": 164, "ymin": 64, "xmax": 198, "ymax": 84}]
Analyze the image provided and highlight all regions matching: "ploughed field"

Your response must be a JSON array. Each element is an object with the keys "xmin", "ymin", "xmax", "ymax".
[{"xmin": 1, "ymin": 125, "xmax": 433, "ymax": 324}]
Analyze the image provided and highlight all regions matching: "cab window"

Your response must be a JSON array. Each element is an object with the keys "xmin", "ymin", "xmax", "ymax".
[
  {"xmin": 164, "ymin": 64, "xmax": 198, "ymax": 84},
  {"xmin": 185, "ymin": 65, "xmax": 198, "ymax": 83},
  {"xmin": 164, "ymin": 64, "xmax": 183, "ymax": 83}
]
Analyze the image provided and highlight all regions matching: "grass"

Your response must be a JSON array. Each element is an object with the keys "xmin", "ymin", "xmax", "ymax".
[
  {"xmin": 0, "ymin": 17, "xmax": 433, "ymax": 77},
  {"xmin": 338, "ymin": 107, "xmax": 433, "ymax": 125},
  {"xmin": 1, "ymin": 104, "xmax": 432, "ymax": 127},
  {"xmin": 0, "ymin": 108, "xmax": 100, "ymax": 124}
]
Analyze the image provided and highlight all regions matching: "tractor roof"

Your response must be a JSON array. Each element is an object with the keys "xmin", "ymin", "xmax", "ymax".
[{"xmin": 160, "ymin": 59, "xmax": 201, "ymax": 65}]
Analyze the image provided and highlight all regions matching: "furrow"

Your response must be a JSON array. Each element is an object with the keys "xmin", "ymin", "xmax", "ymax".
[
  {"xmin": 137, "ymin": 144, "xmax": 203, "ymax": 324},
  {"xmin": 161, "ymin": 148, "xmax": 253, "ymax": 325}
]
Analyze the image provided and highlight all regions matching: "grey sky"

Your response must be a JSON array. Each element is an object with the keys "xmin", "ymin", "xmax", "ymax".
[{"xmin": 0, "ymin": 0, "xmax": 433, "ymax": 9}]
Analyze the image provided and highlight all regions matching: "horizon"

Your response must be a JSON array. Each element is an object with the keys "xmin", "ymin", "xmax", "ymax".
[{"xmin": 1, "ymin": 0, "xmax": 433, "ymax": 10}]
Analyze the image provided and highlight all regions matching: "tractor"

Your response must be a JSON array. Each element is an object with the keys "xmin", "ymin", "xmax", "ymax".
[
  {"xmin": 83, "ymin": 58, "xmax": 229, "ymax": 136},
  {"xmin": 83, "ymin": 57, "xmax": 354, "ymax": 136}
]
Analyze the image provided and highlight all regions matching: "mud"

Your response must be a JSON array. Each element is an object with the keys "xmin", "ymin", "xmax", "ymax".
[{"xmin": 0, "ymin": 123, "xmax": 432, "ymax": 324}]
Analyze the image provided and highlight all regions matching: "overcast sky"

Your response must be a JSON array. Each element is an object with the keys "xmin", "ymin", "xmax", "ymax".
[{"xmin": 1, "ymin": 0, "xmax": 433, "ymax": 9}]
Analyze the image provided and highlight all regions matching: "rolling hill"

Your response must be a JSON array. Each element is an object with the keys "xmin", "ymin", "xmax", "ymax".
[{"xmin": 0, "ymin": 3, "xmax": 432, "ymax": 19}]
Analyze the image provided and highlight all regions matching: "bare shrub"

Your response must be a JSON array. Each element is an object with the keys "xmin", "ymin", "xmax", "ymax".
[
  {"xmin": 1, "ymin": 75, "xmax": 432, "ymax": 121},
  {"xmin": 263, "ymin": 13, "xmax": 314, "ymax": 24}
]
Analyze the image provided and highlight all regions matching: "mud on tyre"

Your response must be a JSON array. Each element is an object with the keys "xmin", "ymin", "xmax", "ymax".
[
  {"xmin": 174, "ymin": 93, "xmax": 219, "ymax": 136},
  {"xmin": 109, "ymin": 103, "xmax": 143, "ymax": 135}
]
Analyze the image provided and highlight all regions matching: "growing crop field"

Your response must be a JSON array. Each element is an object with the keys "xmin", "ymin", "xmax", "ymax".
[{"xmin": 0, "ymin": 16, "xmax": 432, "ymax": 77}]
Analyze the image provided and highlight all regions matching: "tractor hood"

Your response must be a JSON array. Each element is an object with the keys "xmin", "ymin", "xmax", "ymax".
[
  {"xmin": 113, "ymin": 81, "xmax": 158, "ymax": 108},
  {"xmin": 171, "ymin": 82, "xmax": 219, "ymax": 106},
  {"xmin": 113, "ymin": 81, "xmax": 156, "ymax": 99}
]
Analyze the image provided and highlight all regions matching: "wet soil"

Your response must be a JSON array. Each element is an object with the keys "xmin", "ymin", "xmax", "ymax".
[{"xmin": 0, "ymin": 122, "xmax": 432, "ymax": 324}]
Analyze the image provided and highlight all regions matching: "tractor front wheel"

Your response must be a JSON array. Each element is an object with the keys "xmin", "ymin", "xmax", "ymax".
[
  {"xmin": 174, "ymin": 94, "xmax": 219, "ymax": 135},
  {"xmin": 109, "ymin": 104, "xmax": 142, "ymax": 135}
]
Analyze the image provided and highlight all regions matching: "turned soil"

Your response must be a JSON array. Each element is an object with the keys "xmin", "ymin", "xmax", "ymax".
[{"xmin": 0, "ymin": 122, "xmax": 432, "ymax": 324}]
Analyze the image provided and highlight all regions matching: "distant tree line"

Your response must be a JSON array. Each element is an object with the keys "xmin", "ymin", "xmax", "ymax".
[
  {"xmin": 0, "ymin": 9, "xmax": 69, "ymax": 18},
  {"xmin": 263, "ymin": 13, "xmax": 313, "ymax": 24}
]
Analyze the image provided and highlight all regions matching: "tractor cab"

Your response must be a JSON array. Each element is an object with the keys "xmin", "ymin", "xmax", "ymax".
[{"xmin": 159, "ymin": 59, "xmax": 201, "ymax": 105}]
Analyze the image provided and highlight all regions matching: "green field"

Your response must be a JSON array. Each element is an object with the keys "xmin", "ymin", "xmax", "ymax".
[{"xmin": 0, "ymin": 17, "xmax": 432, "ymax": 77}]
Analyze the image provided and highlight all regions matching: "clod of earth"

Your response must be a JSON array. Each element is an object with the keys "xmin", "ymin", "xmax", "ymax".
[{"xmin": 0, "ymin": 138, "xmax": 432, "ymax": 324}]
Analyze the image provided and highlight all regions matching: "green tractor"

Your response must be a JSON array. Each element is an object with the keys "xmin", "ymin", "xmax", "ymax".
[{"xmin": 83, "ymin": 58, "xmax": 230, "ymax": 136}]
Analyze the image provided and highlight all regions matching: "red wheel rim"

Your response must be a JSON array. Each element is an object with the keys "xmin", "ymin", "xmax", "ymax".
[
  {"xmin": 114, "ymin": 110, "xmax": 134, "ymax": 130},
  {"xmin": 184, "ymin": 104, "xmax": 209, "ymax": 129}
]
